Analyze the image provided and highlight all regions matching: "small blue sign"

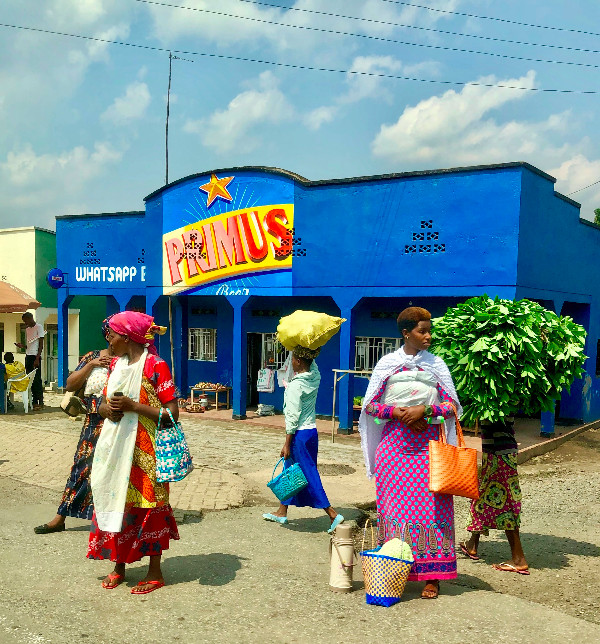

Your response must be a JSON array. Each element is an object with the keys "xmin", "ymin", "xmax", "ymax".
[{"xmin": 47, "ymin": 268, "xmax": 65, "ymax": 289}]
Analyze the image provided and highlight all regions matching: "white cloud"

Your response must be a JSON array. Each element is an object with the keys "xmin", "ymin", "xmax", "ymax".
[
  {"xmin": 45, "ymin": 0, "xmax": 107, "ymax": 26},
  {"xmin": 340, "ymin": 56, "xmax": 404, "ymax": 104},
  {"xmin": 0, "ymin": 1, "xmax": 132, "ymax": 134},
  {"xmin": 0, "ymin": 142, "xmax": 123, "ymax": 214},
  {"xmin": 101, "ymin": 81, "xmax": 151, "ymax": 125},
  {"xmin": 371, "ymin": 71, "xmax": 543, "ymax": 163},
  {"xmin": 144, "ymin": 0, "xmax": 466, "ymax": 58},
  {"xmin": 551, "ymin": 155, "xmax": 600, "ymax": 219},
  {"xmin": 369, "ymin": 70, "xmax": 600, "ymax": 219},
  {"xmin": 306, "ymin": 54, "xmax": 431, "ymax": 131},
  {"xmin": 304, "ymin": 105, "xmax": 339, "ymax": 131},
  {"xmin": 184, "ymin": 71, "xmax": 293, "ymax": 153}
]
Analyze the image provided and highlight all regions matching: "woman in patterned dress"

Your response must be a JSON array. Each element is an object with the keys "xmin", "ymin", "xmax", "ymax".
[
  {"xmin": 34, "ymin": 321, "xmax": 113, "ymax": 534},
  {"xmin": 359, "ymin": 307, "xmax": 462, "ymax": 599},
  {"xmin": 88, "ymin": 311, "xmax": 179, "ymax": 594},
  {"xmin": 459, "ymin": 417, "xmax": 529, "ymax": 574}
]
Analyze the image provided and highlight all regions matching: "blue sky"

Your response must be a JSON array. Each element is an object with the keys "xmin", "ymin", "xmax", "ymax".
[{"xmin": 1, "ymin": 0, "xmax": 600, "ymax": 229}]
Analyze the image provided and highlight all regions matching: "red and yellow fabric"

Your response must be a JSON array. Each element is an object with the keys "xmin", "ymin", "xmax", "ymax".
[{"xmin": 87, "ymin": 353, "xmax": 179, "ymax": 563}]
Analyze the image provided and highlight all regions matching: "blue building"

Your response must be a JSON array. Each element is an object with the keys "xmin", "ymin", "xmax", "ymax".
[{"xmin": 55, "ymin": 162, "xmax": 600, "ymax": 431}]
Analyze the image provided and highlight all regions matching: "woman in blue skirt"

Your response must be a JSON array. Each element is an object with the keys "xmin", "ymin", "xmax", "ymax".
[{"xmin": 263, "ymin": 346, "xmax": 344, "ymax": 533}]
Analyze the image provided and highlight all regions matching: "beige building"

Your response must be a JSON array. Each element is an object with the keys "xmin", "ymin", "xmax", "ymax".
[{"xmin": 0, "ymin": 227, "xmax": 80, "ymax": 384}]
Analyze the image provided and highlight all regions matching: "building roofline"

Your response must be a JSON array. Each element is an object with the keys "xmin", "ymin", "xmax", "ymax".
[
  {"xmin": 580, "ymin": 218, "xmax": 600, "ymax": 231},
  {"xmin": 56, "ymin": 211, "xmax": 144, "ymax": 220},
  {"xmin": 144, "ymin": 161, "xmax": 556, "ymax": 201},
  {"xmin": 0, "ymin": 226, "xmax": 55, "ymax": 235},
  {"xmin": 554, "ymin": 192, "xmax": 581, "ymax": 208}
]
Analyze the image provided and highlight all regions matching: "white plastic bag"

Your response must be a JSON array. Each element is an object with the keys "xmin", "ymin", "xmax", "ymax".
[
  {"xmin": 276, "ymin": 352, "xmax": 294, "ymax": 388},
  {"xmin": 257, "ymin": 368, "xmax": 275, "ymax": 393}
]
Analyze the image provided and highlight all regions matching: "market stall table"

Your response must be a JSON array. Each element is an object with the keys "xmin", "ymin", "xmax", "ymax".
[{"xmin": 190, "ymin": 386, "xmax": 231, "ymax": 411}]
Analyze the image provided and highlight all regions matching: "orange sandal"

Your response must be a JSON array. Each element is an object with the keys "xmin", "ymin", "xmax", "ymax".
[{"xmin": 131, "ymin": 580, "xmax": 165, "ymax": 595}]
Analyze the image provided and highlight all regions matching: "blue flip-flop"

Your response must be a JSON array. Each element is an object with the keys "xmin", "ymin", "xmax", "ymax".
[
  {"xmin": 327, "ymin": 514, "xmax": 344, "ymax": 534},
  {"xmin": 262, "ymin": 513, "xmax": 289, "ymax": 525}
]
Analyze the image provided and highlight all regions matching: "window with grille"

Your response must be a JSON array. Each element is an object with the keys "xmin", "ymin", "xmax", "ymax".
[
  {"xmin": 355, "ymin": 336, "xmax": 401, "ymax": 371},
  {"xmin": 188, "ymin": 328, "xmax": 217, "ymax": 361},
  {"xmin": 261, "ymin": 332, "xmax": 288, "ymax": 369}
]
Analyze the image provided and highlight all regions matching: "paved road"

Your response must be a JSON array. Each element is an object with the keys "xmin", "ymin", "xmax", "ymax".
[{"xmin": 1, "ymin": 408, "xmax": 599, "ymax": 643}]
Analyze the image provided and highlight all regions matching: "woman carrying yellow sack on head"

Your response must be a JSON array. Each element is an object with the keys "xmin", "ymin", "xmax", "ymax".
[{"xmin": 263, "ymin": 311, "xmax": 346, "ymax": 533}]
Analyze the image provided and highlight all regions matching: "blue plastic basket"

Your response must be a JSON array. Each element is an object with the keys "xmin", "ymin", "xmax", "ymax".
[{"xmin": 267, "ymin": 458, "xmax": 308, "ymax": 502}]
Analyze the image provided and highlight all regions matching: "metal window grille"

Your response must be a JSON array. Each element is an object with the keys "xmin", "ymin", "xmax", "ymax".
[
  {"xmin": 355, "ymin": 336, "xmax": 402, "ymax": 371},
  {"xmin": 188, "ymin": 328, "xmax": 217, "ymax": 361},
  {"xmin": 261, "ymin": 333, "xmax": 288, "ymax": 369}
]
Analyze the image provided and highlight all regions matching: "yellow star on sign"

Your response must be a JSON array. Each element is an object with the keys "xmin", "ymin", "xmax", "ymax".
[{"xmin": 199, "ymin": 173, "xmax": 234, "ymax": 208}]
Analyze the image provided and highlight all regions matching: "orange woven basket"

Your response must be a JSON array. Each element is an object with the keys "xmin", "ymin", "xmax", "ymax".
[{"xmin": 428, "ymin": 406, "xmax": 480, "ymax": 500}]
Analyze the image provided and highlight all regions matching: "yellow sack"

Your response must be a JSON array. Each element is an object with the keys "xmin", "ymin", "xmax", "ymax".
[{"xmin": 276, "ymin": 310, "xmax": 346, "ymax": 351}]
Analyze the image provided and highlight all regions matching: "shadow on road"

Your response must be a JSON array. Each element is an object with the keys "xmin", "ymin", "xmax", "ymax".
[
  {"xmin": 399, "ymin": 573, "xmax": 495, "ymax": 601},
  {"xmin": 471, "ymin": 533, "xmax": 600, "ymax": 570},
  {"xmin": 162, "ymin": 553, "xmax": 248, "ymax": 586}
]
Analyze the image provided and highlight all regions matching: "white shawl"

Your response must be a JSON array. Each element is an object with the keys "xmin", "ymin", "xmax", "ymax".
[
  {"xmin": 91, "ymin": 350, "xmax": 147, "ymax": 532},
  {"xmin": 358, "ymin": 346, "xmax": 462, "ymax": 479}
]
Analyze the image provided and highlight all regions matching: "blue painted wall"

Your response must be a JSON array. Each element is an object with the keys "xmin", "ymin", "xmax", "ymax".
[
  {"xmin": 54, "ymin": 162, "xmax": 599, "ymax": 423},
  {"xmin": 516, "ymin": 166, "xmax": 600, "ymax": 421}
]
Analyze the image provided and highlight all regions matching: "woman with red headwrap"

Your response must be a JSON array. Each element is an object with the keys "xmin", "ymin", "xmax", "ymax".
[{"xmin": 88, "ymin": 312, "xmax": 180, "ymax": 594}]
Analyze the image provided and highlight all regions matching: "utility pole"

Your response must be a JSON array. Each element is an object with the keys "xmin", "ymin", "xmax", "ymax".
[
  {"xmin": 165, "ymin": 52, "xmax": 192, "ymax": 186},
  {"xmin": 165, "ymin": 51, "xmax": 172, "ymax": 186}
]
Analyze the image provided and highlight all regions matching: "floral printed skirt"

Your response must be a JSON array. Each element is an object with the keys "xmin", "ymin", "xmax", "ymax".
[
  {"xmin": 87, "ymin": 505, "xmax": 179, "ymax": 564},
  {"xmin": 57, "ymin": 408, "xmax": 103, "ymax": 520},
  {"xmin": 467, "ymin": 452, "xmax": 522, "ymax": 534}
]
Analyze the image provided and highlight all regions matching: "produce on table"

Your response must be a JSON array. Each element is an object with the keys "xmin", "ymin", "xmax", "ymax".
[
  {"xmin": 193, "ymin": 382, "xmax": 228, "ymax": 391},
  {"xmin": 431, "ymin": 296, "xmax": 587, "ymax": 426}
]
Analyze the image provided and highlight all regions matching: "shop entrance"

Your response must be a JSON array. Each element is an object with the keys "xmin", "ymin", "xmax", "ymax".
[{"xmin": 247, "ymin": 333, "xmax": 262, "ymax": 407}]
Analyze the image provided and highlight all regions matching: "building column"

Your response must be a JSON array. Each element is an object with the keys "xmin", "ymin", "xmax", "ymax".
[
  {"xmin": 169, "ymin": 296, "xmax": 188, "ymax": 397},
  {"xmin": 145, "ymin": 288, "xmax": 162, "ymax": 317},
  {"xmin": 231, "ymin": 296, "xmax": 250, "ymax": 420},
  {"xmin": 540, "ymin": 405, "xmax": 556, "ymax": 438},
  {"xmin": 57, "ymin": 288, "xmax": 73, "ymax": 388},
  {"xmin": 334, "ymin": 296, "xmax": 360, "ymax": 434}
]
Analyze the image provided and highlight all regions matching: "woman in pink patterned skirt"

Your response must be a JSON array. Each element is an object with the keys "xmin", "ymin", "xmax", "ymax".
[{"xmin": 359, "ymin": 307, "xmax": 462, "ymax": 599}]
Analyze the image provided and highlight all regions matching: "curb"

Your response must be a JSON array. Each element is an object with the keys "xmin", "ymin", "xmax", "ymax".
[{"xmin": 517, "ymin": 419, "xmax": 600, "ymax": 464}]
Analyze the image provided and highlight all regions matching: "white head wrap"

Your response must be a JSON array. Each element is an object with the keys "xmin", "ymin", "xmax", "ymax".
[{"xmin": 358, "ymin": 346, "xmax": 462, "ymax": 479}]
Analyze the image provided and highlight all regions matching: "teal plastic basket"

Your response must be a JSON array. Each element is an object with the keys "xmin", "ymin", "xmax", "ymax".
[{"xmin": 267, "ymin": 458, "xmax": 308, "ymax": 502}]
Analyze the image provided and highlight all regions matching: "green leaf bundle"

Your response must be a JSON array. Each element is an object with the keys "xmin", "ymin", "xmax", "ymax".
[{"xmin": 431, "ymin": 296, "xmax": 587, "ymax": 426}]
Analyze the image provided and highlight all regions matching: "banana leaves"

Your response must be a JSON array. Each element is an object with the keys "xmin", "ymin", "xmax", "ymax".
[{"xmin": 431, "ymin": 296, "xmax": 587, "ymax": 426}]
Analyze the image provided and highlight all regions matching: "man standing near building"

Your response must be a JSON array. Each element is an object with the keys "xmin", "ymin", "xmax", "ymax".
[{"xmin": 15, "ymin": 312, "xmax": 45, "ymax": 410}]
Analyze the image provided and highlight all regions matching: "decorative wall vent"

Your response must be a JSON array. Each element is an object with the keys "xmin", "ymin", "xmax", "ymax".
[{"xmin": 405, "ymin": 220, "xmax": 446, "ymax": 254}]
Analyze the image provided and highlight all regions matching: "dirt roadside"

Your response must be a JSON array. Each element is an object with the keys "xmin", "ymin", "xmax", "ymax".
[{"xmin": 451, "ymin": 427, "xmax": 600, "ymax": 625}]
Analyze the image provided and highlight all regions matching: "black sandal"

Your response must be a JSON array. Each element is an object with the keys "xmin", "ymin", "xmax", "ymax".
[{"xmin": 34, "ymin": 523, "xmax": 66, "ymax": 534}]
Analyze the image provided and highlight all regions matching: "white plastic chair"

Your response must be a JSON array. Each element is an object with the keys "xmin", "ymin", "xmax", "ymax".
[{"xmin": 5, "ymin": 369, "xmax": 37, "ymax": 414}]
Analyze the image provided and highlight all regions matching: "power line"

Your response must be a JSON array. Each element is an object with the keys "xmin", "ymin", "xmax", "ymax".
[
  {"xmin": 380, "ymin": 0, "xmax": 600, "ymax": 39},
  {"xmin": 0, "ymin": 21, "xmax": 598, "ymax": 94},
  {"xmin": 567, "ymin": 178, "xmax": 600, "ymax": 196},
  {"xmin": 135, "ymin": 0, "xmax": 600, "ymax": 53},
  {"xmin": 131, "ymin": 0, "xmax": 600, "ymax": 68}
]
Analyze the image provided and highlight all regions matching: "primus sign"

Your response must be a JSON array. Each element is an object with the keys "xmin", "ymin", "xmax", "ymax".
[{"xmin": 163, "ymin": 204, "xmax": 294, "ymax": 295}]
